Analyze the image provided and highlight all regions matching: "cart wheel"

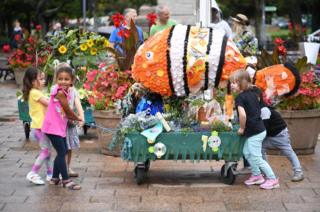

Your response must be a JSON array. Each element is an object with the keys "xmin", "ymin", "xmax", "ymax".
[
  {"xmin": 220, "ymin": 164, "xmax": 236, "ymax": 185},
  {"xmin": 23, "ymin": 122, "xmax": 30, "ymax": 139},
  {"xmin": 134, "ymin": 166, "xmax": 146, "ymax": 185},
  {"xmin": 83, "ymin": 125, "xmax": 88, "ymax": 135},
  {"xmin": 144, "ymin": 159, "xmax": 150, "ymax": 172}
]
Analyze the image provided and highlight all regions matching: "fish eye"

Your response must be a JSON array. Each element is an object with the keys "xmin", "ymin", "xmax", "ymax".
[{"xmin": 146, "ymin": 51, "xmax": 154, "ymax": 60}]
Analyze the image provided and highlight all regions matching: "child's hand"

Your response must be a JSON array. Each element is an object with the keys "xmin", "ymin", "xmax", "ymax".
[{"xmin": 238, "ymin": 128, "xmax": 244, "ymax": 135}]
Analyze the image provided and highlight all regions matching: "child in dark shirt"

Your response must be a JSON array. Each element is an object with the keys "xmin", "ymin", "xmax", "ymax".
[
  {"xmin": 252, "ymin": 87, "xmax": 304, "ymax": 182},
  {"xmin": 230, "ymin": 70, "xmax": 279, "ymax": 189}
]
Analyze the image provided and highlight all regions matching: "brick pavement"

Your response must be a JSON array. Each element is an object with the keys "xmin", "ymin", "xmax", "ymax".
[{"xmin": 1, "ymin": 82, "xmax": 320, "ymax": 211}]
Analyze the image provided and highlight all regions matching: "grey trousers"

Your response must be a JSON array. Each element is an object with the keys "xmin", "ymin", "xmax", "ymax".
[{"xmin": 262, "ymin": 128, "xmax": 302, "ymax": 173}]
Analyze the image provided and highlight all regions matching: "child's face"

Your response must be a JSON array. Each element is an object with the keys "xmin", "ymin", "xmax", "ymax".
[
  {"xmin": 56, "ymin": 71, "xmax": 72, "ymax": 90},
  {"xmin": 32, "ymin": 73, "xmax": 45, "ymax": 89},
  {"xmin": 230, "ymin": 81, "xmax": 240, "ymax": 93}
]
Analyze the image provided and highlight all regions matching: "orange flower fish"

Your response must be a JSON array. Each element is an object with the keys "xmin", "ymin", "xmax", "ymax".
[{"xmin": 132, "ymin": 24, "xmax": 247, "ymax": 96}]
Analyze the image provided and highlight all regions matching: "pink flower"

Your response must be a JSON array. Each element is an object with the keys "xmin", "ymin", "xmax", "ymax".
[{"xmin": 86, "ymin": 70, "xmax": 98, "ymax": 82}]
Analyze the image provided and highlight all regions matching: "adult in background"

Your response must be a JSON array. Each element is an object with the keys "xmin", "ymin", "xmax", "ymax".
[
  {"xmin": 208, "ymin": 1, "xmax": 232, "ymax": 38},
  {"xmin": 11, "ymin": 20, "xmax": 23, "ymax": 48},
  {"xmin": 109, "ymin": 8, "xmax": 144, "ymax": 55},
  {"xmin": 149, "ymin": 5, "xmax": 176, "ymax": 36},
  {"xmin": 231, "ymin": 13, "xmax": 258, "ymax": 57}
]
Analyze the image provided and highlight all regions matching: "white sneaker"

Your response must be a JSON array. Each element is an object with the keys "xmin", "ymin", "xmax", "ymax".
[
  {"xmin": 46, "ymin": 174, "xmax": 53, "ymax": 182},
  {"xmin": 26, "ymin": 171, "xmax": 45, "ymax": 185}
]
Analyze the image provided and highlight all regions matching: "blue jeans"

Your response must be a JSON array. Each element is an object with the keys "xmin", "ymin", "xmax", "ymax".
[
  {"xmin": 262, "ymin": 128, "xmax": 302, "ymax": 173},
  {"xmin": 243, "ymin": 130, "xmax": 276, "ymax": 179},
  {"xmin": 46, "ymin": 134, "xmax": 69, "ymax": 180}
]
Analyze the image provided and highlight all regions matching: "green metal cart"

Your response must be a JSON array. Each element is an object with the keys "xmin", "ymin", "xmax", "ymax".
[
  {"xmin": 123, "ymin": 129, "xmax": 245, "ymax": 185},
  {"xmin": 17, "ymin": 99, "xmax": 95, "ymax": 139}
]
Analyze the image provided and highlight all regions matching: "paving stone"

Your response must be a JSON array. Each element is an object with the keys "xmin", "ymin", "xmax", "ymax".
[
  {"xmin": 2, "ymin": 203, "xmax": 61, "ymax": 212},
  {"xmin": 225, "ymin": 201, "xmax": 286, "ymax": 211},
  {"xmin": 301, "ymin": 195, "xmax": 320, "ymax": 203},
  {"xmin": 284, "ymin": 202, "xmax": 320, "ymax": 211},
  {"xmin": 142, "ymin": 194, "xmax": 203, "ymax": 204},
  {"xmin": 0, "ymin": 196, "xmax": 27, "ymax": 203},
  {"xmin": 181, "ymin": 202, "xmax": 227, "ymax": 212},
  {"xmin": 114, "ymin": 199, "xmax": 180, "ymax": 212},
  {"xmin": 61, "ymin": 202, "xmax": 113, "ymax": 212}
]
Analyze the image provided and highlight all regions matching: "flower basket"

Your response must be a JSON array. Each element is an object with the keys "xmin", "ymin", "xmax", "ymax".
[
  {"xmin": 93, "ymin": 109, "xmax": 122, "ymax": 156},
  {"xmin": 12, "ymin": 67, "xmax": 27, "ymax": 87}
]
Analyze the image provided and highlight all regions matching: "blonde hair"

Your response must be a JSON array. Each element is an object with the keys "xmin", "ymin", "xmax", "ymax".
[
  {"xmin": 232, "ymin": 21, "xmax": 245, "ymax": 37},
  {"xmin": 229, "ymin": 70, "xmax": 252, "ymax": 91}
]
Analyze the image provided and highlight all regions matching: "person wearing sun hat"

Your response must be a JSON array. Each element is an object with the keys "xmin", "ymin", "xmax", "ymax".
[{"xmin": 231, "ymin": 13, "xmax": 258, "ymax": 57}]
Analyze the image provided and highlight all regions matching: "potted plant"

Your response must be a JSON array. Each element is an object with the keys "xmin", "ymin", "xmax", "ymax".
[
  {"xmin": 8, "ymin": 25, "xmax": 50, "ymax": 87},
  {"xmin": 258, "ymin": 38, "xmax": 320, "ymax": 154},
  {"xmin": 44, "ymin": 28, "xmax": 116, "ymax": 87},
  {"xmin": 84, "ymin": 63, "xmax": 133, "ymax": 155}
]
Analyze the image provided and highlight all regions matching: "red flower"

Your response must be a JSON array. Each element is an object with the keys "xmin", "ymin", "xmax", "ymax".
[
  {"xmin": 14, "ymin": 34, "xmax": 21, "ymax": 41},
  {"xmin": 2, "ymin": 44, "xmax": 10, "ymax": 53},
  {"xmin": 146, "ymin": 13, "xmax": 157, "ymax": 27},
  {"xmin": 112, "ymin": 12, "xmax": 125, "ymax": 28},
  {"xmin": 35, "ymin": 25, "xmax": 42, "ymax": 31},
  {"xmin": 277, "ymin": 45, "xmax": 287, "ymax": 56},
  {"xmin": 274, "ymin": 38, "xmax": 284, "ymax": 46}
]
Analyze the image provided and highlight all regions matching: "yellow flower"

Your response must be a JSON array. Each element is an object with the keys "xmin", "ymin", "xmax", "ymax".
[
  {"xmin": 90, "ymin": 48, "xmax": 97, "ymax": 55},
  {"xmin": 80, "ymin": 44, "xmax": 88, "ymax": 51},
  {"xmin": 58, "ymin": 45, "xmax": 67, "ymax": 54},
  {"xmin": 86, "ymin": 39, "xmax": 94, "ymax": 48},
  {"xmin": 104, "ymin": 40, "xmax": 110, "ymax": 48}
]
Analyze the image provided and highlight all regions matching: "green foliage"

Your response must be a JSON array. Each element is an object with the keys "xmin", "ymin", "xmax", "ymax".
[
  {"xmin": 211, "ymin": 120, "xmax": 232, "ymax": 132},
  {"xmin": 94, "ymin": 100, "xmax": 106, "ymax": 110}
]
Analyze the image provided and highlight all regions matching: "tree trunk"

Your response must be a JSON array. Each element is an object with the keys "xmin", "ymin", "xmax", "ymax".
[
  {"xmin": 255, "ymin": 0, "xmax": 265, "ymax": 49},
  {"xmin": 311, "ymin": 1, "xmax": 320, "ymax": 32},
  {"xmin": 287, "ymin": 0, "xmax": 303, "ymax": 42}
]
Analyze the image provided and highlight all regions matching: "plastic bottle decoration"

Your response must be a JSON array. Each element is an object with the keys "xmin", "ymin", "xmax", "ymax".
[
  {"xmin": 153, "ymin": 142, "xmax": 167, "ymax": 158},
  {"xmin": 140, "ymin": 122, "xmax": 163, "ymax": 144},
  {"xmin": 155, "ymin": 112, "xmax": 171, "ymax": 132},
  {"xmin": 201, "ymin": 135, "xmax": 209, "ymax": 152},
  {"xmin": 208, "ymin": 131, "xmax": 221, "ymax": 152},
  {"xmin": 148, "ymin": 146, "xmax": 155, "ymax": 153}
]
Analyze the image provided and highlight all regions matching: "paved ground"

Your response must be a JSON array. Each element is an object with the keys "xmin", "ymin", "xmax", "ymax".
[{"xmin": 1, "ymin": 82, "xmax": 320, "ymax": 212}]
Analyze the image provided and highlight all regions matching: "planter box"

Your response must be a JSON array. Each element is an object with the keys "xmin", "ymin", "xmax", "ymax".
[
  {"xmin": 13, "ymin": 68, "xmax": 26, "ymax": 88},
  {"xmin": 267, "ymin": 109, "xmax": 320, "ymax": 155},
  {"xmin": 93, "ymin": 110, "xmax": 121, "ymax": 156}
]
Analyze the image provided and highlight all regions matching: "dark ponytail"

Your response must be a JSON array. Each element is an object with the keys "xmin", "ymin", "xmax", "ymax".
[{"xmin": 22, "ymin": 68, "xmax": 39, "ymax": 101}]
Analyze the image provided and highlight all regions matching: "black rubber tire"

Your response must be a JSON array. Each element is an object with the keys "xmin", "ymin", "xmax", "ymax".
[
  {"xmin": 144, "ymin": 159, "xmax": 150, "ymax": 172},
  {"xmin": 135, "ymin": 167, "xmax": 146, "ymax": 185},
  {"xmin": 220, "ymin": 164, "xmax": 236, "ymax": 185},
  {"xmin": 23, "ymin": 122, "xmax": 30, "ymax": 139}
]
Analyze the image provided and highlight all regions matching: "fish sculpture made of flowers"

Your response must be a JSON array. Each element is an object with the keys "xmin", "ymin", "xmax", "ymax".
[
  {"xmin": 132, "ymin": 24, "xmax": 247, "ymax": 96},
  {"xmin": 132, "ymin": 24, "xmax": 300, "ymax": 99}
]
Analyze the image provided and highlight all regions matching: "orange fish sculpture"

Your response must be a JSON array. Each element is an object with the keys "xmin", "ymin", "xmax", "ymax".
[
  {"xmin": 132, "ymin": 24, "xmax": 247, "ymax": 96},
  {"xmin": 254, "ymin": 62, "xmax": 300, "ymax": 99}
]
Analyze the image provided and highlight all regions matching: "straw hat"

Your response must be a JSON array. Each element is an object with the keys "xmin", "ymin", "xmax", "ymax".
[{"xmin": 231, "ymin": 14, "xmax": 249, "ymax": 26}]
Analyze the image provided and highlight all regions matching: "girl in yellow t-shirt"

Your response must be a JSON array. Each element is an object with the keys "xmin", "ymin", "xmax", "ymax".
[{"xmin": 23, "ymin": 68, "xmax": 53, "ymax": 185}]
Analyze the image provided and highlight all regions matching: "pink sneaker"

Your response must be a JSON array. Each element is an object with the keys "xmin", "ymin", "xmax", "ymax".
[
  {"xmin": 244, "ymin": 175, "xmax": 265, "ymax": 185},
  {"xmin": 260, "ymin": 178, "xmax": 280, "ymax": 190}
]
